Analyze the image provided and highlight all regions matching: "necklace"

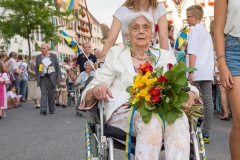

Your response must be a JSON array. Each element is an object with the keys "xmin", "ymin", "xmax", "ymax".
[{"xmin": 130, "ymin": 51, "xmax": 149, "ymax": 61}]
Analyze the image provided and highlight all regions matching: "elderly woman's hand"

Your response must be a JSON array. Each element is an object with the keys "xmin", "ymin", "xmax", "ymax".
[
  {"xmin": 92, "ymin": 84, "xmax": 114, "ymax": 102},
  {"xmin": 182, "ymin": 91, "xmax": 197, "ymax": 112}
]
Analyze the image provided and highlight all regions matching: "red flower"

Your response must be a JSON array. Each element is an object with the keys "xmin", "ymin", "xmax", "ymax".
[
  {"xmin": 149, "ymin": 87, "xmax": 161, "ymax": 96},
  {"xmin": 155, "ymin": 24, "xmax": 159, "ymax": 32},
  {"xmin": 152, "ymin": 96, "xmax": 161, "ymax": 104},
  {"xmin": 139, "ymin": 62, "xmax": 153, "ymax": 74},
  {"xmin": 158, "ymin": 76, "xmax": 168, "ymax": 83},
  {"xmin": 167, "ymin": 63, "xmax": 173, "ymax": 70}
]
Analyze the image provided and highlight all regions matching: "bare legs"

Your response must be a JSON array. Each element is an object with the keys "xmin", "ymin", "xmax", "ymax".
[
  {"xmin": 218, "ymin": 85, "xmax": 229, "ymax": 117},
  {"xmin": 227, "ymin": 76, "xmax": 240, "ymax": 159},
  {"xmin": 56, "ymin": 91, "xmax": 67, "ymax": 106}
]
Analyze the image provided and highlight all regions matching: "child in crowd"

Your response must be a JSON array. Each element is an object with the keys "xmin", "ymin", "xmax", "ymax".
[
  {"xmin": 186, "ymin": 5, "xmax": 214, "ymax": 144},
  {"xmin": 7, "ymin": 85, "xmax": 19, "ymax": 109},
  {"xmin": 0, "ymin": 63, "xmax": 11, "ymax": 119}
]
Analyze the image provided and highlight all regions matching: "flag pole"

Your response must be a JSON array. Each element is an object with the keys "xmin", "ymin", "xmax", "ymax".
[{"xmin": 71, "ymin": 37, "xmax": 96, "ymax": 71}]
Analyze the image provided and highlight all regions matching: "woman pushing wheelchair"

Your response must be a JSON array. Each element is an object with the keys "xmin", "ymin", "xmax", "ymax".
[{"xmin": 79, "ymin": 12, "xmax": 200, "ymax": 160}]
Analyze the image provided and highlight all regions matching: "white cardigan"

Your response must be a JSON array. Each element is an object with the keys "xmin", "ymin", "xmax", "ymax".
[{"xmin": 80, "ymin": 45, "xmax": 199, "ymax": 121}]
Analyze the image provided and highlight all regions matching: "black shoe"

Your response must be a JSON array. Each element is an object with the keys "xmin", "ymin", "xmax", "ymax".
[
  {"xmin": 49, "ymin": 111, "xmax": 54, "ymax": 114},
  {"xmin": 56, "ymin": 103, "xmax": 62, "ymax": 107},
  {"xmin": 62, "ymin": 104, "xmax": 67, "ymax": 108},
  {"xmin": 40, "ymin": 110, "xmax": 47, "ymax": 115},
  {"xmin": 35, "ymin": 105, "xmax": 40, "ymax": 109}
]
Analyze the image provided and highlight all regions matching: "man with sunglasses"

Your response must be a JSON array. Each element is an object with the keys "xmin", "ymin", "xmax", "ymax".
[
  {"xmin": 76, "ymin": 43, "xmax": 97, "ymax": 74},
  {"xmin": 35, "ymin": 43, "xmax": 61, "ymax": 115}
]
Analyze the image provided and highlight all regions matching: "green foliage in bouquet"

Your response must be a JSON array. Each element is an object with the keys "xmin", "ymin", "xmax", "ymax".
[{"xmin": 126, "ymin": 61, "xmax": 203, "ymax": 124}]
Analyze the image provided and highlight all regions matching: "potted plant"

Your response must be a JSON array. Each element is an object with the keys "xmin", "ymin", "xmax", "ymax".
[
  {"xmin": 208, "ymin": 0, "xmax": 214, "ymax": 6},
  {"xmin": 199, "ymin": 1, "xmax": 205, "ymax": 7}
]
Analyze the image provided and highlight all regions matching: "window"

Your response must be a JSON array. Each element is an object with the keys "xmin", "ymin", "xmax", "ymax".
[
  {"xmin": 52, "ymin": 17, "xmax": 58, "ymax": 26},
  {"xmin": 31, "ymin": 32, "xmax": 35, "ymax": 39},
  {"xmin": 62, "ymin": 2, "xmax": 65, "ymax": 10},
  {"xmin": 97, "ymin": 27, "xmax": 99, "ymax": 33},
  {"xmin": 94, "ymin": 27, "xmax": 96, "ymax": 31},
  {"xmin": 41, "ymin": 34, "xmax": 44, "ymax": 41},
  {"xmin": 36, "ymin": 32, "xmax": 39, "ymax": 41}
]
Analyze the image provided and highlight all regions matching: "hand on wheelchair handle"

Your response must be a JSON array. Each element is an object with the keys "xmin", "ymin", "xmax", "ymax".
[{"xmin": 92, "ymin": 84, "xmax": 114, "ymax": 102}]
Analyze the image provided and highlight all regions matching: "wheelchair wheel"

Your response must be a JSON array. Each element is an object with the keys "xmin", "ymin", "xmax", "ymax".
[
  {"xmin": 90, "ymin": 115, "xmax": 98, "ymax": 157},
  {"xmin": 85, "ymin": 115, "xmax": 98, "ymax": 159},
  {"xmin": 196, "ymin": 127, "xmax": 206, "ymax": 160},
  {"xmin": 190, "ymin": 127, "xmax": 206, "ymax": 160}
]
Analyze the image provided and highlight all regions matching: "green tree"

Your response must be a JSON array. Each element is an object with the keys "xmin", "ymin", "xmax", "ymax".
[{"xmin": 0, "ymin": 0, "xmax": 73, "ymax": 57}]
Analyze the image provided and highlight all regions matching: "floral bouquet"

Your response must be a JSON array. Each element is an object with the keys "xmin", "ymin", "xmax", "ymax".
[
  {"xmin": 126, "ymin": 61, "xmax": 204, "ymax": 125},
  {"xmin": 69, "ymin": 66, "xmax": 78, "ymax": 81}
]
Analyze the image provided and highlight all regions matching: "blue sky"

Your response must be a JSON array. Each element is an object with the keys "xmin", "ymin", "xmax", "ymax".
[{"xmin": 86, "ymin": 0, "xmax": 125, "ymax": 42}]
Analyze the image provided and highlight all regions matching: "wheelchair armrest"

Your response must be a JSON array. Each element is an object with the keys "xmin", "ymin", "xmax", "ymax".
[{"xmin": 105, "ymin": 126, "xmax": 136, "ymax": 143}]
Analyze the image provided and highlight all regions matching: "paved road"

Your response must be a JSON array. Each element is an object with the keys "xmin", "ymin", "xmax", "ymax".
[{"xmin": 0, "ymin": 103, "xmax": 231, "ymax": 160}]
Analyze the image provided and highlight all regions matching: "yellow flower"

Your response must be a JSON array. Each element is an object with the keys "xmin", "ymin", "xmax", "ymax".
[
  {"xmin": 146, "ymin": 79, "xmax": 153, "ymax": 86},
  {"xmin": 140, "ymin": 89, "xmax": 148, "ymax": 97},
  {"xmin": 145, "ymin": 71, "xmax": 151, "ymax": 77},
  {"xmin": 145, "ymin": 95, "xmax": 151, "ymax": 101},
  {"xmin": 152, "ymin": 78, "xmax": 157, "ymax": 82},
  {"xmin": 141, "ymin": 75, "xmax": 148, "ymax": 83},
  {"xmin": 136, "ymin": 93, "xmax": 141, "ymax": 98}
]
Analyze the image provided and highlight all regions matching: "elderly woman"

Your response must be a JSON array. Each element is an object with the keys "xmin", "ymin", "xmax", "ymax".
[
  {"xmin": 79, "ymin": 13, "xmax": 199, "ymax": 159},
  {"xmin": 76, "ymin": 61, "xmax": 95, "ymax": 88},
  {"xmin": 27, "ymin": 56, "xmax": 41, "ymax": 108},
  {"xmin": 56, "ymin": 57, "xmax": 75, "ymax": 108}
]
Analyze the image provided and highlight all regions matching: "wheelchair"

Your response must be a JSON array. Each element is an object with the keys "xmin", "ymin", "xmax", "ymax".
[{"xmin": 82, "ymin": 100, "xmax": 206, "ymax": 160}]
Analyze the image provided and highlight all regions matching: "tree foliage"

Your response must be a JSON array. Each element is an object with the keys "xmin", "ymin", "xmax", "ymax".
[{"xmin": 0, "ymin": 0, "xmax": 73, "ymax": 57}]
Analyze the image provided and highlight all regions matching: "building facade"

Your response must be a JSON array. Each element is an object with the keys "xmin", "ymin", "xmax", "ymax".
[
  {"xmin": 0, "ymin": 0, "xmax": 93, "ymax": 61},
  {"xmin": 160, "ymin": 0, "xmax": 214, "ymax": 39},
  {"xmin": 88, "ymin": 12, "xmax": 103, "ymax": 51}
]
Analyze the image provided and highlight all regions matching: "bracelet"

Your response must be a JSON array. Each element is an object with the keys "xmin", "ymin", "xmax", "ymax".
[{"xmin": 216, "ymin": 55, "xmax": 226, "ymax": 61}]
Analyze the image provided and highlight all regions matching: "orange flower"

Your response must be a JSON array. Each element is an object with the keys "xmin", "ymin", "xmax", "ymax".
[{"xmin": 139, "ymin": 62, "xmax": 153, "ymax": 74}]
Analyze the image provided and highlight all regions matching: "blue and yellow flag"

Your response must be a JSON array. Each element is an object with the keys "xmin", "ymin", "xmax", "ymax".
[
  {"xmin": 174, "ymin": 26, "xmax": 190, "ymax": 49},
  {"xmin": 66, "ymin": 0, "xmax": 75, "ymax": 11},
  {"xmin": 60, "ymin": 30, "xmax": 80, "ymax": 54}
]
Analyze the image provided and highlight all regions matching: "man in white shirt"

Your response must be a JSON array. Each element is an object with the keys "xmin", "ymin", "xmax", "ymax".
[{"xmin": 186, "ymin": 5, "xmax": 214, "ymax": 144}]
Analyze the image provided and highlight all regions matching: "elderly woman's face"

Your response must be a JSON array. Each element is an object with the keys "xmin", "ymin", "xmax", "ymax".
[
  {"xmin": 126, "ymin": 16, "xmax": 153, "ymax": 49},
  {"xmin": 85, "ymin": 63, "xmax": 92, "ymax": 72}
]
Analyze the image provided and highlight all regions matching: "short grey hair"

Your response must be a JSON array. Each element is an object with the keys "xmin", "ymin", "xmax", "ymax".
[
  {"xmin": 94, "ymin": 48, "xmax": 102, "ymax": 53},
  {"xmin": 41, "ymin": 43, "xmax": 50, "ymax": 50},
  {"xmin": 121, "ymin": 12, "xmax": 155, "ymax": 35},
  {"xmin": 84, "ymin": 60, "xmax": 94, "ymax": 68}
]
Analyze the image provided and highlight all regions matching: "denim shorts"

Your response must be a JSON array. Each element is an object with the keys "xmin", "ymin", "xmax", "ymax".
[{"xmin": 225, "ymin": 34, "xmax": 240, "ymax": 76}]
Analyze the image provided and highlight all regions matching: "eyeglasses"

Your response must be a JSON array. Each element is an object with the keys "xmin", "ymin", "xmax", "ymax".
[
  {"xmin": 187, "ymin": 15, "xmax": 195, "ymax": 19},
  {"xmin": 40, "ymin": 48, "xmax": 45, "ymax": 50}
]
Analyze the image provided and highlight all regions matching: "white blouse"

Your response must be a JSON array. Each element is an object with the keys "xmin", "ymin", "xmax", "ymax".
[
  {"xmin": 114, "ymin": 3, "xmax": 167, "ymax": 45},
  {"xmin": 224, "ymin": 0, "xmax": 240, "ymax": 37}
]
